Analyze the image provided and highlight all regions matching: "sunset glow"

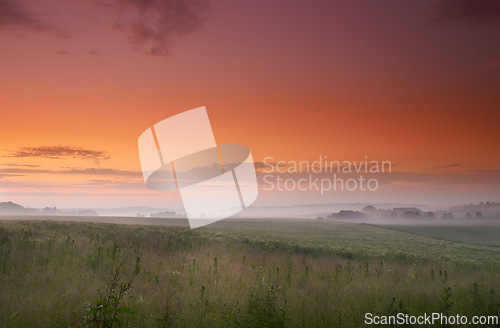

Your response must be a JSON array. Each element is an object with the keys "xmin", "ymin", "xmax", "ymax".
[{"xmin": 1, "ymin": 0, "xmax": 499, "ymax": 209}]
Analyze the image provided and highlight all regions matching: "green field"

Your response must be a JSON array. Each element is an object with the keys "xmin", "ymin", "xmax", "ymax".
[
  {"xmin": 0, "ymin": 218, "xmax": 499, "ymax": 327},
  {"xmin": 381, "ymin": 223, "xmax": 500, "ymax": 247}
]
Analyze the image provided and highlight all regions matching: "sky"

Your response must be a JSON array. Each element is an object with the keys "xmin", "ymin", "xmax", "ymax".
[{"xmin": 1, "ymin": 0, "xmax": 499, "ymax": 210}]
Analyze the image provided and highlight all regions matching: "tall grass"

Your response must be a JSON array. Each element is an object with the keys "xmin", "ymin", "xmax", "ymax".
[{"xmin": 0, "ymin": 220, "xmax": 498, "ymax": 327}]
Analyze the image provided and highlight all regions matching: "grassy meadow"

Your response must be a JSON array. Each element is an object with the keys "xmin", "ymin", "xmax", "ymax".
[
  {"xmin": 383, "ymin": 223, "xmax": 500, "ymax": 247},
  {"xmin": 0, "ymin": 217, "xmax": 499, "ymax": 327}
]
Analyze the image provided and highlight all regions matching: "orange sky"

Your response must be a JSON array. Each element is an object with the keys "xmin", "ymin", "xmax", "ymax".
[{"xmin": 1, "ymin": 0, "xmax": 499, "ymax": 209}]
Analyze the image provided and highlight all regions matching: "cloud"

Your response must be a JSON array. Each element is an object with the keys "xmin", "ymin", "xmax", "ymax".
[
  {"xmin": 4, "ymin": 145, "xmax": 110, "ymax": 164},
  {"xmin": 106, "ymin": 0, "xmax": 212, "ymax": 56},
  {"xmin": 432, "ymin": 0, "xmax": 500, "ymax": 26},
  {"xmin": 75, "ymin": 179, "xmax": 145, "ymax": 189},
  {"xmin": 435, "ymin": 163, "xmax": 462, "ymax": 169},
  {"xmin": 0, "ymin": 167, "xmax": 141, "ymax": 178},
  {"xmin": 1, "ymin": 163, "xmax": 40, "ymax": 168},
  {"xmin": 88, "ymin": 50, "xmax": 102, "ymax": 56},
  {"xmin": 1, "ymin": 190, "xmax": 160, "ymax": 197},
  {"xmin": 0, "ymin": 0, "xmax": 67, "ymax": 37},
  {"xmin": 0, "ymin": 175, "xmax": 145, "ymax": 191},
  {"xmin": 0, "ymin": 0, "xmax": 209, "ymax": 55},
  {"xmin": 64, "ymin": 168, "xmax": 141, "ymax": 177},
  {"xmin": 0, "ymin": 173, "xmax": 25, "ymax": 179}
]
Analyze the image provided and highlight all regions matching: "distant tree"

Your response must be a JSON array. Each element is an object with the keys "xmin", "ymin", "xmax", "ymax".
[
  {"xmin": 465, "ymin": 212, "xmax": 472, "ymax": 219},
  {"xmin": 43, "ymin": 207, "xmax": 60, "ymax": 213},
  {"xmin": 441, "ymin": 212, "xmax": 454, "ymax": 220},
  {"xmin": 332, "ymin": 210, "xmax": 366, "ymax": 219},
  {"xmin": 475, "ymin": 211, "xmax": 483, "ymax": 218},
  {"xmin": 404, "ymin": 211, "xmax": 421, "ymax": 219},
  {"xmin": 150, "ymin": 211, "xmax": 178, "ymax": 218},
  {"xmin": 362, "ymin": 205, "xmax": 377, "ymax": 214},
  {"xmin": 425, "ymin": 211, "xmax": 435, "ymax": 219},
  {"xmin": 0, "ymin": 201, "xmax": 27, "ymax": 213}
]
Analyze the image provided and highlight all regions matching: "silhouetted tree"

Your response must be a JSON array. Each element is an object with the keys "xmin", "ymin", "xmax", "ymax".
[
  {"xmin": 404, "ymin": 211, "xmax": 421, "ymax": 219},
  {"xmin": 331, "ymin": 210, "xmax": 366, "ymax": 219},
  {"xmin": 441, "ymin": 212, "xmax": 454, "ymax": 219},
  {"xmin": 43, "ymin": 207, "xmax": 59, "ymax": 213},
  {"xmin": 362, "ymin": 205, "xmax": 376, "ymax": 214}
]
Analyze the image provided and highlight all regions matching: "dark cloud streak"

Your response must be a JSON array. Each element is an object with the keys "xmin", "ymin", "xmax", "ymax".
[
  {"xmin": 0, "ymin": 173, "xmax": 25, "ymax": 179},
  {"xmin": 4, "ymin": 146, "xmax": 110, "ymax": 165},
  {"xmin": 0, "ymin": 0, "xmax": 209, "ymax": 55},
  {"xmin": 1, "ymin": 163, "xmax": 40, "ymax": 168},
  {"xmin": 0, "ymin": 167, "xmax": 141, "ymax": 178},
  {"xmin": 0, "ymin": 0, "xmax": 67, "ymax": 36},
  {"xmin": 107, "ymin": 0, "xmax": 211, "ymax": 56}
]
